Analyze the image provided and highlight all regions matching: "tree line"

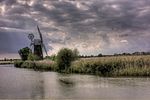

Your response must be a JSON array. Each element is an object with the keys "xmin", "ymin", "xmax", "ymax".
[{"xmin": 79, "ymin": 51, "xmax": 150, "ymax": 58}]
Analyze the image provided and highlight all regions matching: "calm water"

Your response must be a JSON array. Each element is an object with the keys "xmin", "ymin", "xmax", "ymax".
[{"xmin": 0, "ymin": 65, "xmax": 150, "ymax": 100}]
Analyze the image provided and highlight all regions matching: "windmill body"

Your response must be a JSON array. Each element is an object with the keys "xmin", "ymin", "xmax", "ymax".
[
  {"xmin": 33, "ymin": 39, "xmax": 43, "ymax": 59},
  {"xmin": 28, "ymin": 26, "xmax": 48, "ymax": 60}
]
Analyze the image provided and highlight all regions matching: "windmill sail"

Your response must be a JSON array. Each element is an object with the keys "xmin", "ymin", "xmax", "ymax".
[
  {"xmin": 37, "ymin": 25, "xmax": 43, "ymax": 43},
  {"xmin": 37, "ymin": 25, "xmax": 48, "ymax": 57},
  {"xmin": 43, "ymin": 44, "xmax": 48, "ymax": 56}
]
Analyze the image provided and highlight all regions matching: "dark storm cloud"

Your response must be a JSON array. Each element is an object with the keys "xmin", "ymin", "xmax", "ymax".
[{"xmin": 0, "ymin": 0, "xmax": 150, "ymax": 55}]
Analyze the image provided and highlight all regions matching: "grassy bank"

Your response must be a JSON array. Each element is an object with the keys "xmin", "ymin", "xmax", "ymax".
[
  {"xmin": 14, "ymin": 55, "xmax": 150, "ymax": 76},
  {"xmin": 14, "ymin": 60, "xmax": 56, "ymax": 71}
]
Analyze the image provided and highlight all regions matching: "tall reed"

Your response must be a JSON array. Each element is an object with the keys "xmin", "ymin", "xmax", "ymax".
[{"xmin": 70, "ymin": 55, "xmax": 150, "ymax": 76}]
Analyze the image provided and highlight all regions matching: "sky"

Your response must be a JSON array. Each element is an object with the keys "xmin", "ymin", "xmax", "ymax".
[{"xmin": 0, "ymin": 0, "xmax": 150, "ymax": 58}]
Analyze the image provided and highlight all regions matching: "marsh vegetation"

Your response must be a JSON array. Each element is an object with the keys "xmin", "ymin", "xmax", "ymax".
[
  {"xmin": 15, "ymin": 49, "xmax": 150, "ymax": 76},
  {"xmin": 70, "ymin": 55, "xmax": 150, "ymax": 76}
]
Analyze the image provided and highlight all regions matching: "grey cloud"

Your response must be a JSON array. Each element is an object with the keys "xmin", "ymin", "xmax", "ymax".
[
  {"xmin": 0, "ymin": 0, "xmax": 150, "ymax": 55},
  {"xmin": 6, "ymin": 5, "xmax": 27, "ymax": 15},
  {"xmin": 0, "ymin": 0, "xmax": 16, "ymax": 5}
]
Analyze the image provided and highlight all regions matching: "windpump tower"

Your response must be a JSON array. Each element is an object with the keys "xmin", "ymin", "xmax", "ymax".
[{"xmin": 28, "ymin": 26, "xmax": 48, "ymax": 60}]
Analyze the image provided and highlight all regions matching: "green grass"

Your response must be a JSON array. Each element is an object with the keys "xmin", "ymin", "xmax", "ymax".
[{"xmin": 14, "ymin": 55, "xmax": 150, "ymax": 76}]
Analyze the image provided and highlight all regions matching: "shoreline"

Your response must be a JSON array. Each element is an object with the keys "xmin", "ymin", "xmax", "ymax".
[
  {"xmin": 14, "ymin": 55, "xmax": 150, "ymax": 77},
  {"xmin": 0, "ymin": 61, "xmax": 14, "ymax": 65}
]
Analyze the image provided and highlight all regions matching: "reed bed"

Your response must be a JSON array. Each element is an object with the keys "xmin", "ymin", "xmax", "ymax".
[
  {"xmin": 14, "ymin": 60, "xmax": 56, "ymax": 71},
  {"xmin": 14, "ymin": 55, "xmax": 150, "ymax": 76},
  {"xmin": 70, "ymin": 55, "xmax": 150, "ymax": 76}
]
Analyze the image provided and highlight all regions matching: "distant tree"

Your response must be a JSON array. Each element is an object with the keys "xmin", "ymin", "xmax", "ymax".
[
  {"xmin": 90, "ymin": 55, "xmax": 94, "ymax": 57},
  {"xmin": 132, "ymin": 52, "xmax": 141, "ymax": 55},
  {"xmin": 84, "ymin": 55, "xmax": 88, "ymax": 58},
  {"xmin": 141, "ymin": 52, "xmax": 146, "ymax": 55},
  {"xmin": 79, "ymin": 55, "xmax": 85, "ymax": 58},
  {"xmin": 72, "ymin": 48, "xmax": 79, "ymax": 60},
  {"xmin": 122, "ymin": 53, "xmax": 131, "ymax": 55},
  {"xmin": 114, "ymin": 53, "xmax": 119, "ymax": 56},
  {"xmin": 98, "ymin": 53, "xmax": 103, "ymax": 57},
  {"xmin": 4, "ymin": 58, "xmax": 7, "ymax": 61},
  {"xmin": 18, "ymin": 47, "xmax": 31, "ymax": 61}
]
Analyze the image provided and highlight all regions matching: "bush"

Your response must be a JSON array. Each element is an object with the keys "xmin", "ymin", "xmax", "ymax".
[
  {"xmin": 28, "ymin": 53, "xmax": 40, "ymax": 61},
  {"xmin": 56, "ymin": 48, "xmax": 78, "ymax": 72},
  {"xmin": 14, "ymin": 61, "xmax": 23, "ymax": 68},
  {"xmin": 35, "ymin": 61, "xmax": 56, "ymax": 71},
  {"xmin": 21, "ymin": 61, "xmax": 36, "ymax": 69},
  {"xmin": 45, "ymin": 54, "xmax": 56, "ymax": 61}
]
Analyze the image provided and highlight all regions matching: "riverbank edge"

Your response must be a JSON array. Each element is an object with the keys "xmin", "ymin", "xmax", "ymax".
[
  {"xmin": 14, "ymin": 55, "xmax": 150, "ymax": 77},
  {"xmin": 0, "ymin": 62, "xmax": 14, "ymax": 65}
]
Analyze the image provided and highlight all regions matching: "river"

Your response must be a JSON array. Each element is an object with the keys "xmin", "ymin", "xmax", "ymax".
[{"xmin": 0, "ymin": 65, "xmax": 150, "ymax": 100}]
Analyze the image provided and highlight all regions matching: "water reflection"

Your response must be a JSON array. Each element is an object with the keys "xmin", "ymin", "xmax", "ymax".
[
  {"xmin": 0, "ymin": 65, "xmax": 43, "ymax": 99},
  {"xmin": 0, "ymin": 65, "xmax": 150, "ymax": 100}
]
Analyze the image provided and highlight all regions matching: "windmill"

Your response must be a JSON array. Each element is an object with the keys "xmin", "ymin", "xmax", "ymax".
[{"xmin": 28, "ymin": 26, "xmax": 48, "ymax": 60}]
